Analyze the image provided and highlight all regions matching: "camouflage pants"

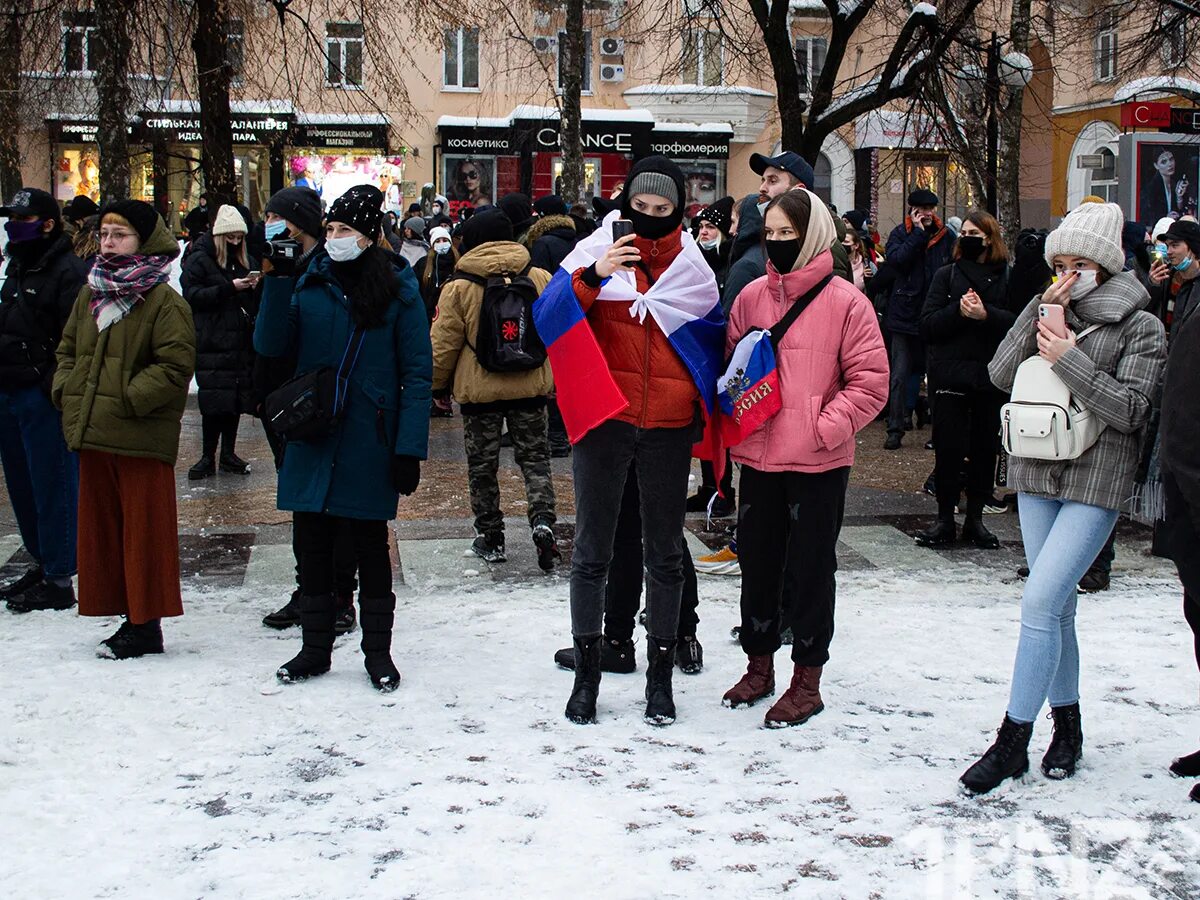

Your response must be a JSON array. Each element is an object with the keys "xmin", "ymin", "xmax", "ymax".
[{"xmin": 462, "ymin": 406, "xmax": 556, "ymax": 539}]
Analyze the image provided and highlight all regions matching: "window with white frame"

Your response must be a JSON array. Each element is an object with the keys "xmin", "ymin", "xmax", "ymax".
[
  {"xmin": 444, "ymin": 27, "xmax": 480, "ymax": 89},
  {"xmin": 796, "ymin": 36, "xmax": 828, "ymax": 96},
  {"xmin": 63, "ymin": 11, "xmax": 96, "ymax": 74},
  {"xmin": 557, "ymin": 29, "xmax": 592, "ymax": 92},
  {"xmin": 1089, "ymin": 146, "xmax": 1119, "ymax": 203},
  {"xmin": 1162, "ymin": 17, "xmax": 1188, "ymax": 68},
  {"xmin": 682, "ymin": 29, "xmax": 722, "ymax": 86},
  {"xmin": 228, "ymin": 19, "xmax": 245, "ymax": 85},
  {"xmin": 326, "ymin": 22, "xmax": 364, "ymax": 88},
  {"xmin": 1094, "ymin": 12, "xmax": 1118, "ymax": 82}
]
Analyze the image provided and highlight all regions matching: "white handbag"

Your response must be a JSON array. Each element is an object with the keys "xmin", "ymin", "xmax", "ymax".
[{"xmin": 1000, "ymin": 323, "xmax": 1106, "ymax": 461}]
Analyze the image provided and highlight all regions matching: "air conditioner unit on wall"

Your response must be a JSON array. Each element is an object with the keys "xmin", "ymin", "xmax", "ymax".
[
  {"xmin": 533, "ymin": 35, "xmax": 558, "ymax": 54},
  {"xmin": 600, "ymin": 63, "xmax": 625, "ymax": 83},
  {"xmin": 600, "ymin": 37, "xmax": 625, "ymax": 57}
]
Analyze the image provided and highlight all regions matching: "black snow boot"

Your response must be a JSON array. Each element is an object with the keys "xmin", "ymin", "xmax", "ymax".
[
  {"xmin": 219, "ymin": 453, "xmax": 251, "ymax": 474},
  {"xmin": 0, "ymin": 566, "xmax": 42, "ymax": 600},
  {"xmin": 962, "ymin": 517, "xmax": 1001, "ymax": 550},
  {"xmin": 676, "ymin": 635, "xmax": 703, "ymax": 674},
  {"xmin": 1042, "ymin": 703, "xmax": 1083, "ymax": 779},
  {"xmin": 97, "ymin": 619, "xmax": 164, "ymax": 660},
  {"xmin": 644, "ymin": 638, "xmax": 677, "ymax": 726},
  {"xmin": 262, "ymin": 591, "xmax": 302, "ymax": 629},
  {"xmin": 960, "ymin": 715, "xmax": 1034, "ymax": 794},
  {"xmin": 188, "ymin": 456, "xmax": 216, "ymax": 480},
  {"xmin": 277, "ymin": 594, "xmax": 337, "ymax": 683},
  {"xmin": 565, "ymin": 636, "xmax": 602, "ymax": 724},
  {"xmin": 554, "ymin": 635, "xmax": 636, "ymax": 674},
  {"xmin": 7, "ymin": 579, "xmax": 76, "ymax": 612},
  {"xmin": 1170, "ymin": 747, "xmax": 1200, "ymax": 778},
  {"xmin": 359, "ymin": 593, "xmax": 401, "ymax": 692},
  {"xmin": 915, "ymin": 516, "xmax": 956, "ymax": 548}
]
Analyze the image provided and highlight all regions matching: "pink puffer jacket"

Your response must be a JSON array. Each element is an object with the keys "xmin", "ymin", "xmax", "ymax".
[{"xmin": 726, "ymin": 250, "xmax": 889, "ymax": 473}]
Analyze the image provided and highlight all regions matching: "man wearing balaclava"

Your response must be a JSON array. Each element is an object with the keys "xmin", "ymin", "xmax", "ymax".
[{"xmin": 0, "ymin": 187, "xmax": 89, "ymax": 612}]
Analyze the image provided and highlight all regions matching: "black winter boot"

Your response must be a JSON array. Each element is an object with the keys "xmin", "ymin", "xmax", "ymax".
[
  {"xmin": 554, "ymin": 635, "xmax": 636, "ymax": 674},
  {"xmin": 676, "ymin": 635, "xmax": 703, "ymax": 674},
  {"xmin": 960, "ymin": 715, "xmax": 1034, "ymax": 794},
  {"xmin": 359, "ymin": 594, "xmax": 401, "ymax": 692},
  {"xmin": 0, "ymin": 566, "xmax": 42, "ymax": 600},
  {"xmin": 262, "ymin": 591, "xmax": 302, "ymax": 629},
  {"xmin": 1170, "ymin": 747, "xmax": 1200, "ymax": 778},
  {"xmin": 219, "ymin": 453, "xmax": 251, "ymax": 474},
  {"xmin": 645, "ymin": 639, "xmax": 677, "ymax": 726},
  {"xmin": 277, "ymin": 594, "xmax": 337, "ymax": 683},
  {"xmin": 188, "ymin": 456, "xmax": 216, "ymax": 480},
  {"xmin": 1042, "ymin": 703, "xmax": 1083, "ymax": 779},
  {"xmin": 962, "ymin": 517, "xmax": 1001, "ymax": 550},
  {"xmin": 97, "ymin": 619, "xmax": 164, "ymax": 659},
  {"xmin": 565, "ymin": 636, "xmax": 602, "ymax": 724},
  {"xmin": 915, "ymin": 516, "xmax": 956, "ymax": 548}
]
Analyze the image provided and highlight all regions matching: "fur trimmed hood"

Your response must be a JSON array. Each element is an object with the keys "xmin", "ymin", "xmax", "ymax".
[{"xmin": 524, "ymin": 214, "xmax": 576, "ymax": 247}]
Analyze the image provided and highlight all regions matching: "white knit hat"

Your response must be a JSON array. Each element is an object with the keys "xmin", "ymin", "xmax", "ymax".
[
  {"xmin": 428, "ymin": 226, "xmax": 451, "ymax": 244},
  {"xmin": 1043, "ymin": 202, "xmax": 1125, "ymax": 275},
  {"xmin": 211, "ymin": 204, "xmax": 247, "ymax": 236}
]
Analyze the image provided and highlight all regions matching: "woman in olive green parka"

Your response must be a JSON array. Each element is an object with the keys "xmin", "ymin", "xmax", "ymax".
[{"xmin": 53, "ymin": 200, "xmax": 195, "ymax": 660}]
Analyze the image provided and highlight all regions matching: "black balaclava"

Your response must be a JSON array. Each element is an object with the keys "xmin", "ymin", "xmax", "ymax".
[{"xmin": 620, "ymin": 155, "xmax": 685, "ymax": 241}]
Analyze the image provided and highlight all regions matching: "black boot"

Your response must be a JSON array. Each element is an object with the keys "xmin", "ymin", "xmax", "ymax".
[
  {"xmin": 0, "ymin": 566, "xmax": 42, "ymax": 600},
  {"xmin": 98, "ymin": 619, "xmax": 164, "ymax": 659},
  {"xmin": 1170, "ymin": 747, "xmax": 1200, "ymax": 778},
  {"xmin": 188, "ymin": 456, "xmax": 216, "ymax": 480},
  {"xmin": 645, "ymin": 638, "xmax": 677, "ymax": 726},
  {"xmin": 262, "ymin": 591, "xmax": 302, "ymax": 629},
  {"xmin": 676, "ymin": 635, "xmax": 703, "ymax": 674},
  {"xmin": 277, "ymin": 594, "xmax": 336, "ymax": 683},
  {"xmin": 915, "ymin": 516, "xmax": 956, "ymax": 548},
  {"xmin": 685, "ymin": 487, "xmax": 716, "ymax": 513},
  {"xmin": 1042, "ymin": 703, "xmax": 1083, "ymax": 779},
  {"xmin": 554, "ymin": 635, "xmax": 636, "ymax": 674},
  {"xmin": 219, "ymin": 452, "xmax": 251, "ymax": 474},
  {"xmin": 961, "ymin": 715, "xmax": 1034, "ymax": 794},
  {"xmin": 962, "ymin": 517, "xmax": 1000, "ymax": 550},
  {"xmin": 359, "ymin": 594, "xmax": 401, "ymax": 692},
  {"xmin": 565, "ymin": 636, "xmax": 602, "ymax": 724}
]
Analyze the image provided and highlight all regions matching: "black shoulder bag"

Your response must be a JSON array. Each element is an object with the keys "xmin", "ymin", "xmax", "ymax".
[
  {"xmin": 767, "ymin": 275, "xmax": 834, "ymax": 350},
  {"xmin": 264, "ymin": 326, "xmax": 367, "ymax": 443}
]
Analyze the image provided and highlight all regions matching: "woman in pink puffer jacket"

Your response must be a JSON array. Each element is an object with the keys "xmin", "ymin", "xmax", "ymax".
[{"xmin": 721, "ymin": 189, "xmax": 889, "ymax": 727}]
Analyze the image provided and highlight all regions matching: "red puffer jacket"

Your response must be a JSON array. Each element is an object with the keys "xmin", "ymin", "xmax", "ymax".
[{"xmin": 571, "ymin": 227, "xmax": 699, "ymax": 429}]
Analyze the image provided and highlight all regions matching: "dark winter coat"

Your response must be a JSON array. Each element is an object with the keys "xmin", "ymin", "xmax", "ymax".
[
  {"xmin": 700, "ymin": 239, "xmax": 731, "ymax": 291},
  {"xmin": 414, "ymin": 250, "xmax": 457, "ymax": 322},
  {"xmin": 253, "ymin": 251, "xmax": 432, "ymax": 521},
  {"xmin": 0, "ymin": 232, "xmax": 88, "ymax": 390},
  {"xmin": 527, "ymin": 215, "xmax": 578, "ymax": 272},
  {"xmin": 1161, "ymin": 278, "xmax": 1200, "ymax": 512},
  {"xmin": 920, "ymin": 259, "xmax": 1015, "ymax": 392},
  {"xmin": 884, "ymin": 218, "xmax": 955, "ymax": 335},
  {"xmin": 183, "ymin": 205, "xmax": 209, "ymax": 237},
  {"xmin": 180, "ymin": 232, "xmax": 257, "ymax": 416}
]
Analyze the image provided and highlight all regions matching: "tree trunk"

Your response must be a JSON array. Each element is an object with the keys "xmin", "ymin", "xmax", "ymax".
[
  {"xmin": 559, "ymin": 0, "xmax": 586, "ymax": 205},
  {"xmin": 997, "ymin": 0, "xmax": 1033, "ymax": 245},
  {"xmin": 193, "ymin": 0, "xmax": 237, "ymax": 211},
  {"xmin": 749, "ymin": 0, "xmax": 806, "ymax": 155},
  {"xmin": 94, "ymin": 0, "xmax": 135, "ymax": 200},
  {"xmin": 0, "ymin": 4, "xmax": 23, "ymax": 200}
]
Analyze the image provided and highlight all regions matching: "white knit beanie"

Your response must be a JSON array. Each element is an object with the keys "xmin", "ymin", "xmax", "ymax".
[
  {"xmin": 211, "ymin": 204, "xmax": 247, "ymax": 236},
  {"xmin": 1043, "ymin": 202, "xmax": 1125, "ymax": 275}
]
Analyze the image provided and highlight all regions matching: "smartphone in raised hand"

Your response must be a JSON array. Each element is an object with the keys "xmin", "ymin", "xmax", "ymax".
[
  {"xmin": 611, "ymin": 219, "xmax": 635, "ymax": 266},
  {"xmin": 1038, "ymin": 303, "xmax": 1067, "ymax": 339}
]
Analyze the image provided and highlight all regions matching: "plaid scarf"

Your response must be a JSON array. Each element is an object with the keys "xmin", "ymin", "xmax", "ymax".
[{"xmin": 87, "ymin": 254, "xmax": 173, "ymax": 331}]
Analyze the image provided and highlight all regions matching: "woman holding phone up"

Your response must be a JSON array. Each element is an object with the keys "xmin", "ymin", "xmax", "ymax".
[{"xmin": 963, "ymin": 202, "xmax": 1166, "ymax": 794}]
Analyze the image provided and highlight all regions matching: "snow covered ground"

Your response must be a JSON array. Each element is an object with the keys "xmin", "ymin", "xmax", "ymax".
[{"xmin": 1, "ymin": 561, "xmax": 1198, "ymax": 898}]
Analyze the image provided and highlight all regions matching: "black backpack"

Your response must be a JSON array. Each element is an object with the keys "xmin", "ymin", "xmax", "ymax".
[{"xmin": 457, "ymin": 267, "xmax": 547, "ymax": 373}]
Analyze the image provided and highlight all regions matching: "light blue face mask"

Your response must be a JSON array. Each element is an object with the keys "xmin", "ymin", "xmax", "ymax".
[
  {"xmin": 265, "ymin": 220, "xmax": 289, "ymax": 240},
  {"xmin": 1175, "ymin": 253, "xmax": 1195, "ymax": 272}
]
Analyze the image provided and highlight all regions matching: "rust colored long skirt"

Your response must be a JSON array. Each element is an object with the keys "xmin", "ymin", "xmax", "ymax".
[{"xmin": 77, "ymin": 449, "xmax": 183, "ymax": 624}]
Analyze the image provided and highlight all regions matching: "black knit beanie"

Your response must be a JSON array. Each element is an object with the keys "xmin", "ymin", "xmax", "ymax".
[
  {"xmin": 497, "ymin": 193, "xmax": 535, "ymax": 233},
  {"xmin": 101, "ymin": 199, "xmax": 159, "ymax": 245},
  {"xmin": 327, "ymin": 185, "xmax": 384, "ymax": 239},
  {"xmin": 459, "ymin": 208, "xmax": 514, "ymax": 252},
  {"xmin": 266, "ymin": 186, "xmax": 323, "ymax": 239},
  {"xmin": 696, "ymin": 196, "xmax": 734, "ymax": 236}
]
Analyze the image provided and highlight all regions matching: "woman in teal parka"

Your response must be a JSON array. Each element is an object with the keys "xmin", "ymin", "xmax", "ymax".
[{"xmin": 254, "ymin": 185, "xmax": 431, "ymax": 691}]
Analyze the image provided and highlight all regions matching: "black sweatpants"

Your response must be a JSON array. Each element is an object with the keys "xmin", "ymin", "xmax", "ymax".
[
  {"xmin": 604, "ymin": 465, "xmax": 700, "ymax": 641},
  {"xmin": 931, "ymin": 387, "xmax": 1002, "ymax": 518},
  {"xmin": 1165, "ymin": 471, "xmax": 1200, "ymax": 672},
  {"xmin": 201, "ymin": 412, "xmax": 240, "ymax": 458},
  {"xmin": 294, "ymin": 512, "xmax": 391, "ymax": 600},
  {"xmin": 737, "ymin": 465, "xmax": 849, "ymax": 666}
]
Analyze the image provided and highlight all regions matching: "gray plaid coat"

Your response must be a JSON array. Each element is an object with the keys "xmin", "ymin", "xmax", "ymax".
[{"xmin": 988, "ymin": 271, "xmax": 1166, "ymax": 512}]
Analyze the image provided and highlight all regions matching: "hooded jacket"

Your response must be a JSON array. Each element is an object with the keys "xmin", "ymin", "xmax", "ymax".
[
  {"xmin": 527, "ymin": 215, "xmax": 578, "ymax": 272},
  {"xmin": 988, "ymin": 271, "xmax": 1166, "ymax": 511},
  {"xmin": 52, "ymin": 217, "xmax": 196, "ymax": 464},
  {"xmin": 431, "ymin": 242, "xmax": 553, "ymax": 411},
  {"xmin": 884, "ymin": 216, "xmax": 955, "ymax": 335}
]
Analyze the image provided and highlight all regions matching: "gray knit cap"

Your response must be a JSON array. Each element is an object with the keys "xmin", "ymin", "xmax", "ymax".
[
  {"xmin": 627, "ymin": 171, "xmax": 680, "ymax": 207},
  {"xmin": 1044, "ymin": 201, "xmax": 1126, "ymax": 275}
]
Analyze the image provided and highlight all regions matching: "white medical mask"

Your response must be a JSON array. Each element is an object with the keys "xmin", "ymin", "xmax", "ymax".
[
  {"xmin": 699, "ymin": 238, "xmax": 720, "ymax": 251},
  {"xmin": 1068, "ymin": 269, "xmax": 1099, "ymax": 300},
  {"xmin": 433, "ymin": 240, "xmax": 451, "ymax": 256},
  {"xmin": 326, "ymin": 235, "xmax": 366, "ymax": 262},
  {"xmin": 756, "ymin": 201, "xmax": 769, "ymax": 217}
]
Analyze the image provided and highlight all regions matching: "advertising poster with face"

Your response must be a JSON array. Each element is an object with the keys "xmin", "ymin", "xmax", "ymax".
[
  {"xmin": 445, "ymin": 156, "xmax": 495, "ymax": 220},
  {"xmin": 1138, "ymin": 143, "xmax": 1199, "ymax": 224},
  {"xmin": 681, "ymin": 163, "xmax": 720, "ymax": 222}
]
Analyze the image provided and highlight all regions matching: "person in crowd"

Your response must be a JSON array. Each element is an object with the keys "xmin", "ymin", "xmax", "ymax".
[
  {"xmin": 415, "ymin": 225, "xmax": 457, "ymax": 323},
  {"xmin": 0, "ymin": 188, "xmax": 88, "ymax": 612},
  {"xmin": 62, "ymin": 195, "xmax": 99, "ymax": 235},
  {"xmin": 382, "ymin": 212, "xmax": 405, "ymax": 254},
  {"xmin": 695, "ymin": 196, "xmax": 734, "ymax": 289},
  {"xmin": 536, "ymin": 156, "xmax": 724, "ymax": 727},
  {"xmin": 963, "ymin": 201, "xmax": 1166, "ymax": 794},
  {"xmin": 399, "ymin": 216, "xmax": 430, "ymax": 268},
  {"xmin": 843, "ymin": 209, "xmax": 880, "ymax": 262},
  {"xmin": 181, "ymin": 204, "xmax": 258, "ymax": 480},
  {"xmin": 1122, "ymin": 221, "xmax": 1152, "ymax": 288},
  {"xmin": 915, "ymin": 210, "xmax": 1014, "ymax": 550},
  {"xmin": 843, "ymin": 226, "xmax": 877, "ymax": 292},
  {"xmin": 52, "ymin": 200, "xmax": 196, "ymax": 658},
  {"xmin": 569, "ymin": 202, "xmax": 596, "ymax": 239},
  {"xmin": 183, "ymin": 193, "xmax": 210, "ymax": 238},
  {"xmin": 721, "ymin": 189, "xmax": 888, "ymax": 726},
  {"xmin": 527, "ymin": 195, "xmax": 579, "ymax": 272},
  {"xmin": 883, "ymin": 189, "xmax": 953, "ymax": 450},
  {"xmin": 497, "ymin": 193, "xmax": 536, "ymax": 245},
  {"xmin": 946, "ymin": 216, "xmax": 963, "ymax": 237},
  {"xmin": 407, "ymin": 202, "xmax": 423, "ymax": 220},
  {"xmin": 254, "ymin": 185, "xmax": 431, "ymax": 692},
  {"xmin": 430, "ymin": 207, "xmax": 559, "ymax": 570}
]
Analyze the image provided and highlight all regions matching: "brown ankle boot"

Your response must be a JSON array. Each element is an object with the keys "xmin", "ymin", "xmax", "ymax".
[
  {"xmin": 722, "ymin": 655, "xmax": 775, "ymax": 708},
  {"xmin": 764, "ymin": 665, "xmax": 824, "ymax": 728}
]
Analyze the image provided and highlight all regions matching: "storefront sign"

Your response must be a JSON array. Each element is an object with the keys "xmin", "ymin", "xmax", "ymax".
[
  {"xmin": 292, "ymin": 122, "xmax": 389, "ymax": 150},
  {"xmin": 1168, "ymin": 108, "xmax": 1200, "ymax": 134},
  {"xmin": 855, "ymin": 110, "xmax": 936, "ymax": 150},
  {"xmin": 649, "ymin": 131, "xmax": 730, "ymax": 160},
  {"xmin": 533, "ymin": 124, "xmax": 649, "ymax": 155},
  {"xmin": 142, "ymin": 113, "xmax": 290, "ymax": 145},
  {"xmin": 440, "ymin": 127, "xmax": 514, "ymax": 155},
  {"xmin": 1121, "ymin": 102, "xmax": 1172, "ymax": 129}
]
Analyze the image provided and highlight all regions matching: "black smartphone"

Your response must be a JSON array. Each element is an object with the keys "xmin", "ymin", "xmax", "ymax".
[{"xmin": 611, "ymin": 218, "xmax": 635, "ymax": 266}]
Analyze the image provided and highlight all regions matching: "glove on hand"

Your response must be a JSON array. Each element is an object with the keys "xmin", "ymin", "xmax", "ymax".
[{"xmin": 392, "ymin": 455, "xmax": 421, "ymax": 496}]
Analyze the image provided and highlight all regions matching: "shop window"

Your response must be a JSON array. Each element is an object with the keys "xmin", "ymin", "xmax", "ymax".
[
  {"xmin": 553, "ymin": 158, "xmax": 601, "ymax": 205},
  {"xmin": 228, "ymin": 19, "xmax": 245, "ymax": 86},
  {"xmin": 1088, "ymin": 146, "xmax": 1119, "ymax": 204},
  {"xmin": 813, "ymin": 153, "xmax": 832, "ymax": 207},
  {"xmin": 796, "ymin": 37, "xmax": 827, "ymax": 97},
  {"xmin": 1094, "ymin": 12, "xmax": 1117, "ymax": 83},
  {"xmin": 444, "ymin": 156, "xmax": 497, "ymax": 219},
  {"xmin": 682, "ymin": 30, "xmax": 722, "ymax": 87},
  {"xmin": 62, "ymin": 11, "xmax": 96, "ymax": 75},
  {"xmin": 557, "ymin": 29, "xmax": 592, "ymax": 93},
  {"xmin": 443, "ymin": 27, "xmax": 480, "ymax": 89},
  {"xmin": 326, "ymin": 22, "xmax": 364, "ymax": 89}
]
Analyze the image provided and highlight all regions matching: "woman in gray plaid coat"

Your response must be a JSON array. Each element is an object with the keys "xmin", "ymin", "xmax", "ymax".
[{"xmin": 959, "ymin": 202, "xmax": 1166, "ymax": 795}]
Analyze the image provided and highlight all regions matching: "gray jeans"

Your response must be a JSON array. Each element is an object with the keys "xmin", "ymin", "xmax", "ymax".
[{"xmin": 570, "ymin": 419, "xmax": 694, "ymax": 641}]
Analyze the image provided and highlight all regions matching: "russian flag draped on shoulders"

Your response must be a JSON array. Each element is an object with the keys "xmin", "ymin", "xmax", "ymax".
[{"xmin": 532, "ymin": 210, "xmax": 727, "ymax": 450}]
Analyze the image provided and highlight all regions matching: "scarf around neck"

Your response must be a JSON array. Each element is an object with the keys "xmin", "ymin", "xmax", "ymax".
[{"xmin": 87, "ymin": 254, "xmax": 173, "ymax": 331}]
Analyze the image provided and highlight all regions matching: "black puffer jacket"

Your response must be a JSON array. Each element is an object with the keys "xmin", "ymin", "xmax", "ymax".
[
  {"xmin": 527, "ymin": 215, "xmax": 578, "ymax": 272},
  {"xmin": 0, "ymin": 232, "xmax": 88, "ymax": 390},
  {"xmin": 920, "ymin": 259, "xmax": 1015, "ymax": 392},
  {"xmin": 180, "ymin": 232, "xmax": 257, "ymax": 416}
]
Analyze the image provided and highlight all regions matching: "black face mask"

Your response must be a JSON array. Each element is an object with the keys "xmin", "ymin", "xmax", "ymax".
[
  {"xmin": 765, "ymin": 238, "xmax": 801, "ymax": 274},
  {"xmin": 627, "ymin": 208, "xmax": 678, "ymax": 241},
  {"xmin": 958, "ymin": 235, "xmax": 986, "ymax": 260}
]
